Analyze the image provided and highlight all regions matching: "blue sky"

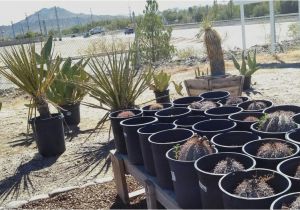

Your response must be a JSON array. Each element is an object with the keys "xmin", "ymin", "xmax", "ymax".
[{"xmin": 0, "ymin": 0, "xmax": 227, "ymax": 25}]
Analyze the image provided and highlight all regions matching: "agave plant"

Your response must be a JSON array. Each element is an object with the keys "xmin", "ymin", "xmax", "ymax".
[
  {"xmin": 232, "ymin": 50, "xmax": 259, "ymax": 77},
  {"xmin": 0, "ymin": 37, "xmax": 61, "ymax": 119},
  {"xmin": 148, "ymin": 70, "xmax": 171, "ymax": 92}
]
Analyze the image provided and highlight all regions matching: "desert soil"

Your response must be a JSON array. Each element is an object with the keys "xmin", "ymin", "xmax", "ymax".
[{"xmin": 0, "ymin": 56, "xmax": 300, "ymax": 206}]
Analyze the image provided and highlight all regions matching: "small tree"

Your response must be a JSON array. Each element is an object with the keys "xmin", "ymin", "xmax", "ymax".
[{"xmin": 135, "ymin": 0, "xmax": 174, "ymax": 64}]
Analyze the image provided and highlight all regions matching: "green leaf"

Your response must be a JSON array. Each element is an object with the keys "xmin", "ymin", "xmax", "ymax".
[{"xmin": 41, "ymin": 35, "xmax": 53, "ymax": 61}]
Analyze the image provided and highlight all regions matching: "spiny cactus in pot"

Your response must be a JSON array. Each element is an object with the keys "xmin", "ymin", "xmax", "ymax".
[
  {"xmin": 258, "ymin": 111, "xmax": 297, "ymax": 133},
  {"xmin": 225, "ymin": 97, "xmax": 244, "ymax": 106},
  {"xmin": 174, "ymin": 134, "xmax": 215, "ymax": 161},
  {"xmin": 190, "ymin": 100, "xmax": 217, "ymax": 111},
  {"xmin": 282, "ymin": 196, "xmax": 300, "ymax": 209},
  {"xmin": 117, "ymin": 111, "xmax": 136, "ymax": 118},
  {"xmin": 234, "ymin": 175, "xmax": 275, "ymax": 198},
  {"xmin": 243, "ymin": 116, "xmax": 259, "ymax": 122},
  {"xmin": 247, "ymin": 101, "xmax": 267, "ymax": 111},
  {"xmin": 213, "ymin": 157, "xmax": 245, "ymax": 174},
  {"xmin": 149, "ymin": 103, "xmax": 164, "ymax": 110},
  {"xmin": 256, "ymin": 142, "xmax": 294, "ymax": 158}
]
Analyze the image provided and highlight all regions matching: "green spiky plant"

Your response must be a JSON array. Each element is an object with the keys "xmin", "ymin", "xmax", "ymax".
[
  {"xmin": 148, "ymin": 70, "xmax": 171, "ymax": 92},
  {"xmin": 0, "ymin": 36, "xmax": 61, "ymax": 120},
  {"xmin": 232, "ymin": 50, "xmax": 259, "ymax": 77}
]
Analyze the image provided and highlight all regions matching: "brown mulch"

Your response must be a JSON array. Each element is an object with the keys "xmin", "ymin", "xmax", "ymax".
[{"xmin": 22, "ymin": 176, "xmax": 147, "ymax": 209}]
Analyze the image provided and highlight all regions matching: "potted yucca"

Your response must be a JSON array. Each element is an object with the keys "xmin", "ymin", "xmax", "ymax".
[{"xmin": 0, "ymin": 36, "xmax": 65, "ymax": 157}]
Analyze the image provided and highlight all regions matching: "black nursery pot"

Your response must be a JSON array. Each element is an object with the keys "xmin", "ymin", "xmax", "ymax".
[
  {"xmin": 200, "ymin": 90, "xmax": 230, "ymax": 102},
  {"xmin": 219, "ymin": 96, "xmax": 249, "ymax": 106},
  {"xmin": 193, "ymin": 119, "xmax": 236, "ymax": 139},
  {"xmin": 155, "ymin": 107, "xmax": 191, "ymax": 123},
  {"xmin": 251, "ymin": 122, "xmax": 288, "ymax": 139},
  {"xmin": 137, "ymin": 123, "xmax": 176, "ymax": 176},
  {"xmin": 211, "ymin": 131, "xmax": 260, "ymax": 153},
  {"xmin": 149, "ymin": 128, "xmax": 194, "ymax": 190},
  {"xmin": 293, "ymin": 114, "xmax": 300, "ymax": 126},
  {"xmin": 61, "ymin": 103, "xmax": 80, "ymax": 126},
  {"xmin": 173, "ymin": 115, "xmax": 209, "ymax": 129},
  {"xmin": 173, "ymin": 96, "xmax": 203, "ymax": 108},
  {"xmin": 120, "ymin": 116, "xmax": 158, "ymax": 165},
  {"xmin": 242, "ymin": 138, "xmax": 300, "ymax": 170},
  {"xmin": 277, "ymin": 156, "xmax": 300, "ymax": 192},
  {"xmin": 286, "ymin": 128, "xmax": 300, "ymax": 147},
  {"xmin": 270, "ymin": 192, "xmax": 300, "ymax": 210},
  {"xmin": 188, "ymin": 102, "xmax": 222, "ymax": 116},
  {"xmin": 238, "ymin": 99, "xmax": 273, "ymax": 112},
  {"xmin": 142, "ymin": 103, "xmax": 172, "ymax": 116},
  {"xmin": 264, "ymin": 105, "xmax": 300, "ymax": 114},
  {"xmin": 194, "ymin": 152, "xmax": 256, "ymax": 209},
  {"xmin": 109, "ymin": 109, "xmax": 142, "ymax": 154},
  {"xmin": 154, "ymin": 89, "xmax": 170, "ymax": 103},
  {"xmin": 166, "ymin": 147, "xmax": 218, "ymax": 209},
  {"xmin": 30, "ymin": 113, "xmax": 65, "ymax": 157},
  {"xmin": 219, "ymin": 168, "xmax": 291, "ymax": 209},
  {"xmin": 204, "ymin": 106, "xmax": 243, "ymax": 119},
  {"xmin": 229, "ymin": 111, "xmax": 264, "ymax": 131}
]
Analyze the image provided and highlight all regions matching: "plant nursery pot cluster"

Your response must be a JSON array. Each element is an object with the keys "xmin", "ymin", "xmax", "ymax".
[{"xmin": 108, "ymin": 92, "xmax": 300, "ymax": 209}]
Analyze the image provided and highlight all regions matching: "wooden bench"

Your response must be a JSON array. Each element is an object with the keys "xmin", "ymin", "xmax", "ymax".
[{"xmin": 110, "ymin": 150, "xmax": 180, "ymax": 209}]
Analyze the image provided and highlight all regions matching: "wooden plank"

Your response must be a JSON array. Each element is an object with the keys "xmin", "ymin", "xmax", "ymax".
[
  {"xmin": 128, "ymin": 188, "xmax": 145, "ymax": 198},
  {"xmin": 145, "ymin": 180, "xmax": 157, "ymax": 209},
  {"xmin": 110, "ymin": 150, "xmax": 130, "ymax": 204}
]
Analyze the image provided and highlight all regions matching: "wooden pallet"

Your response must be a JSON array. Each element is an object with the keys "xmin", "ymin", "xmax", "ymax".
[{"xmin": 110, "ymin": 150, "xmax": 180, "ymax": 209}]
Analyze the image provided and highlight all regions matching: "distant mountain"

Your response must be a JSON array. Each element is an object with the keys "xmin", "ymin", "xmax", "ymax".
[{"xmin": 0, "ymin": 7, "xmax": 124, "ymax": 38}]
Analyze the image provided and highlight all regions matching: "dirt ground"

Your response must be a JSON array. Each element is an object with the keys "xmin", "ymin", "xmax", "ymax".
[{"xmin": 0, "ymin": 52, "xmax": 300, "ymax": 206}]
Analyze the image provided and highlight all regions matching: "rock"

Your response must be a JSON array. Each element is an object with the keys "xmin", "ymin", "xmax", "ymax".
[
  {"xmin": 29, "ymin": 194, "xmax": 49, "ymax": 202},
  {"xmin": 49, "ymin": 186, "xmax": 79, "ymax": 197},
  {"xmin": 5, "ymin": 200, "xmax": 28, "ymax": 209},
  {"xmin": 94, "ymin": 176, "xmax": 113, "ymax": 184}
]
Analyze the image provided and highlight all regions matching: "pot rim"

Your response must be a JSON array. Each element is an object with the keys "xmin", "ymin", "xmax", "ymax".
[
  {"xmin": 277, "ymin": 156, "xmax": 300, "ymax": 180},
  {"xmin": 194, "ymin": 152, "xmax": 256, "ymax": 176},
  {"xmin": 270, "ymin": 192, "xmax": 300, "ymax": 210},
  {"xmin": 228, "ymin": 111, "xmax": 263, "ymax": 123},
  {"xmin": 204, "ymin": 106, "xmax": 243, "ymax": 117},
  {"xmin": 285, "ymin": 128, "xmax": 300, "ymax": 145},
  {"xmin": 148, "ymin": 128, "xmax": 194, "ymax": 145},
  {"xmin": 211, "ymin": 131, "xmax": 261, "ymax": 149},
  {"xmin": 192, "ymin": 119, "xmax": 236, "ymax": 133},
  {"xmin": 200, "ymin": 90, "xmax": 230, "ymax": 100},
  {"xmin": 137, "ymin": 123, "xmax": 177, "ymax": 135},
  {"xmin": 237, "ymin": 99, "xmax": 273, "ymax": 112},
  {"xmin": 109, "ymin": 108, "xmax": 143, "ymax": 119},
  {"xmin": 263, "ymin": 104, "xmax": 300, "ymax": 114},
  {"xmin": 242, "ymin": 138, "xmax": 300, "ymax": 160},
  {"xmin": 250, "ymin": 122, "xmax": 295, "ymax": 135},
  {"xmin": 292, "ymin": 113, "xmax": 300, "ymax": 123},
  {"xmin": 218, "ymin": 168, "xmax": 291, "ymax": 201},
  {"xmin": 154, "ymin": 107, "xmax": 191, "ymax": 118},
  {"xmin": 29, "ymin": 113, "xmax": 64, "ymax": 123},
  {"xmin": 142, "ymin": 103, "xmax": 173, "ymax": 111},
  {"xmin": 120, "ymin": 116, "xmax": 158, "ymax": 127},
  {"xmin": 172, "ymin": 96, "xmax": 204, "ymax": 106},
  {"xmin": 173, "ymin": 116, "xmax": 209, "ymax": 127}
]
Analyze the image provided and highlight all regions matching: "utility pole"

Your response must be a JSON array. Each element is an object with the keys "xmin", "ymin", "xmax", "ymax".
[
  {"xmin": 21, "ymin": 24, "xmax": 25, "ymax": 36},
  {"xmin": 43, "ymin": 20, "xmax": 47, "ymax": 36},
  {"xmin": 133, "ymin": 11, "xmax": 140, "ymax": 70},
  {"xmin": 240, "ymin": 3, "xmax": 246, "ymax": 51},
  {"xmin": 25, "ymin": 13, "xmax": 30, "ymax": 32},
  {"xmin": 90, "ymin": 8, "xmax": 94, "ymax": 28},
  {"xmin": 129, "ymin": 6, "xmax": 132, "ymax": 23},
  {"xmin": 55, "ymin": 6, "xmax": 62, "ymax": 41},
  {"xmin": 269, "ymin": 0, "xmax": 276, "ymax": 54},
  {"xmin": 11, "ymin": 21, "xmax": 16, "ymax": 39},
  {"xmin": 38, "ymin": 12, "xmax": 43, "ymax": 36}
]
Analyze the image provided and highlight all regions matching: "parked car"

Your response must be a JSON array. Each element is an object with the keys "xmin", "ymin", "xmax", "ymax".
[
  {"xmin": 124, "ymin": 27, "xmax": 134, "ymax": 35},
  {"xmin": 89, "ymin": 27, "xmax": 105, "ymax": 35}
]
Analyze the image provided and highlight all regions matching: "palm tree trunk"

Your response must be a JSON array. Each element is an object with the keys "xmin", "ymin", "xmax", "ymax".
[{"xmin": 35, "ymin": 96, "xmax": 51, "ymax": 118}]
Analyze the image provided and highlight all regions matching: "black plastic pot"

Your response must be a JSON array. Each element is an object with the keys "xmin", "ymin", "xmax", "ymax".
[
  {"xmin": 264, "ymin": 105, "xmax": 300, "ymax": 114},
  {"xmin": 219, "ymin": 96, "xmax": 249, "ymax": 106},
  {"xmin": 194, "ymin": 152, "xmax": 256, "ymax": 209},
  {"xmin": 193, "ymin": 119, "xmax": 236, "ymax": 139},
  {"xmin": 188, "ymin": 102, "xmax": 222, "ymax": 116},
  {"xmin": 251, "ymin": 122, "xmax": 288, "ymax": 139},
  {"xmin": 154, "ymin": 89, "xmax": 170, "ymax": 103},
  {"xmin": 219, "ymin": 168, "xmax": 291, "ymax": 209},
  {"xmin": 173, "ymin": 115, "xmax": 209, "ymax": 129},
  {"xmin": 142, "ymin": 103, "xmax": 172, "ymax": 116},
  {"xmin": 242, "ymin": 138, "xmax": 300, "ymax": 170},
  {"xmin": 270, "ymin": 192, "xmax": 300, "ymax": 210},
  {"xmin": 211, "ymin": 131, "xmax": 260, "ymax": 153},
  {"xmin": 229, "ymin": 112, "xmax": 264, "ymax": 131},
  {"xmin": 204, "ymin": 106, "xmax": 243, "ymax": 119},
  {"xmin": 120, "ymin": 116, "xmax": 158, "ymax": 165},
  {"xmin": 286, "ymin": 128, "xmax": 300, "ymax": 147},
  {"xmin": 293, "ymin": 114, "xmax": 300, "ymax": 126},
  {"xmin": 166, "ymin": 147, "xmax": 218, "ymax": 209},
  {"xmin": 238, "ymin": 99, "xmax": 273, "ymax": 112},
  {"xmin": 200, "ymin": 90, "xmax": 230, "ymax": 102},
  {"xmin": 61, "ymin": 103, "xmax": 80, "ymax": 126},
  {"xmin": 30, "ymin": 113, "xmax": 65, "ymax": 157},
  {"xmin": 173, "ymin": 96, "xmax": 203, "ymax": 108},
  {"xmin": 137, "ymin": 123, "xmax": 176, "ymax": 176},
  {"xmin": 149, "ymin": 128, "xmax": 194, "ymax": 190},
  {"xmin": 243, "ymin": 76, "xmax": 251, "ymax": 90},
  {"xmin": 155, "ymin": 107, "xmax": 191, "ymax": 123},
  {"xmin": 109, "ymin": 109, "xmax": 143, "ymax": 154},
  {"xmin": 277, "ymin": 157, "xmax": 300, "ymax": 192}
]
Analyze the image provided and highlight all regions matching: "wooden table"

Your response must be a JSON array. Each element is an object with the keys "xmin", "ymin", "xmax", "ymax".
[{"xmin": 110, "ymin": 150, "xmax": 180, "ymax": 209}]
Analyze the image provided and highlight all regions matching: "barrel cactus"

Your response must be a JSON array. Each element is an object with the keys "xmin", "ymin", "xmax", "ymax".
[
  {"xmin": 243, "ymin": 116, "xmax": 259, "ymax": 122},
  {"xmin": 256, "ymin": 142, "xmax": 294, "ymax": 158},
  {"xmin": 190, "ymin": 101, "xmax": 217, "ymax": 111},
  {"xmin": 175, "ymin": 135, "xmax": 214, "ymax": 161},
  {"xmin": 283, "ymin": 196, "xmax": 300, "ymax": 209},
  {"xmin": 117, "ymin": 111, "xmax": 135, "ymax": 118},
  {"xmin": 247, "ymin": 101, "xmax": 267, "ymax": 111},
  {"xmin": 258, "ymin": 111, "xmax": 297, "ymax": 132},
  {"xmin": 149, "ymin": 103, "xmax": 164, "ymax": 110},
  {"xmin": 295, "ymin": 165, "xmax": 300, "ymax": 178},
  {"xmin": 225, "ymin": 97, "xmax": 244, "ymax": 106},
  {"xmin": 213, "ymin": 157, "xmax": 245, "ymax": 174}
]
